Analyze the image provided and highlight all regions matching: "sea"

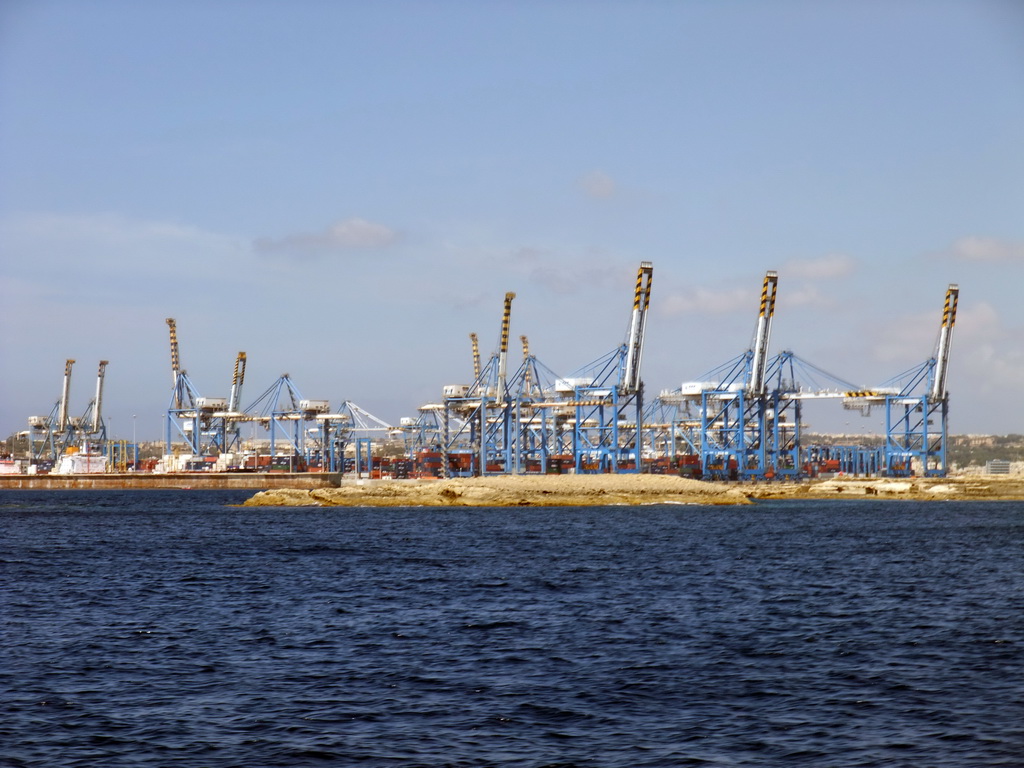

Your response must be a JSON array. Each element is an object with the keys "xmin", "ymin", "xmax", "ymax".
[{"xmin": 1, "ymin": 490, "xmax": 1022, "ymax": 768}]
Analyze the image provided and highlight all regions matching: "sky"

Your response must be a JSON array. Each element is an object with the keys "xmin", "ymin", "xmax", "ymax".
[{"xmin": 2, "ymin": 0, "xmax": 1023, "ymax": 441}]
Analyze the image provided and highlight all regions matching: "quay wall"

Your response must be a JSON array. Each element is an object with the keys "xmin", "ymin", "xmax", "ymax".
[{"xmin": 0, "ymin": 473, "xmax": 341, "ymax": 491}]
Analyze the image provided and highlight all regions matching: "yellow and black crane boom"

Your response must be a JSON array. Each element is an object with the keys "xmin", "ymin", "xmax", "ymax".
[
  {"xmin": 469, "ymin": 333, "xmax": 480, "ymax": 382},
  {"xmin": 92, "ymin": 360, "xmax": 108, "ymax": 433},
  {"xmin": 930, "ymin": 283, "xmax": 959, "ymax": 402},
  {"xmin": 229, "ymin": 352, "xmax": 247, "ymax": 413},
  {"xmin": 58, "ymin": 358, "xmax": 75, "ymax": 432},
  {"xmin": 748, "ymin": 270, "xmax": 778, "ymax": 396},
  {"xmin": 496, "ymin": 292, "xmax": 515, "ymax": 401},
  {"xmin": 622, "ymin": 261, "xmax": 653, "ymax": 394}
]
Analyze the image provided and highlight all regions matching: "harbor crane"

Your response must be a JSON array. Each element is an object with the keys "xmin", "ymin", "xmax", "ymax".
[
  {"xmin": 469, "ymin": 333, "xmax": 481, "ymax": 382},
  {"xmin": 396, "ymin": 333, "xmax": 484, "ymax": 465},
  {"xmin": 437, "ymin": 291, "xmax": 560, "ymax": 475},
  {"xmin": 328, "ymin": 400, "xmax": 397, "ymax": 475},
  {"xmin": 692, "ymin": 270, "xmax": 893, "ymax": 479},
  {"xmin": 496, "ymin": 291, "xmax": 515, "ymax": 403},
  {"xmin": 439, "ymin": 264, "xmax": 654, "ymax": 476},
  {"xmin": 28, "ymin": 359, "xmax": 77, "ymax": 461},
  {"xmin": 220, "ymin": 351, "xmax": 248, "ymax": 452},
  {"xmin": 506, "ymin": 332, "xmax": 564, "ymax": 473},
  {"xmin": 164, "ymin": 318, "xmax": 229, "ymax": 460},
  {"xmin": 244, "ymin": 373, "xmax": 330, "ymax": 464},
  {"xmin": 562, "ymin": 261, "xmax": 654, "ymax": 473},
  {"xmin": 690, "ymin": 270, "xmax": 779, "ymax": 479},
  {"xmin": 441, "ymin": 292, "xmax": 519, "ymax": 475},
  {"xmin": 59, "ymin": 358, "xmax": 74, "ymax": 439},
  {"xmin": 803, "ymin": 283, "xmax": 959, "ymax": 476},
  {"xmin": 28, "ymin": 358, "xmax": 111, "ymax": 466},
  {"xmin": 77, "ymin": 360, "xmax": 109, "ymax": 447},
  {"xmin": 880, "ymin": 284, "xmax": 959, "ymax": 476}
]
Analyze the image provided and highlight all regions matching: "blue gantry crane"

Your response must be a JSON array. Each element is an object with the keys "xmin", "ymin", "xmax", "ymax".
[
  {"xmin": 508, "ymin": 334, "xmax": 565, "ymax": 473},
  {"xmin": 243, "ymin": 373, "xmax": 331, "ymax": 464},
  {"xmin": 561, "ymin": 261, "xmax": 653, "ymax": 473},
  {"xmin": 28, "ymin": 358, "xmax": 78, "ymax": 462},
  {"xmin": 762, "ymin": 349, "xmax": 886, "ymax": 477},
  {"xmin": 694, "ymin": 270, "xmax": 779, "ymax": 479},
  {"xmin": 221, "ymin": 351, "xmax": 248, "ymax": 454},
  {"xmin": 28, "ymin": 358, "xmax": 111, "ymax": 465},
  {"xmin": 321, "ymin": 400, "xmax": 396, "ymax": 473},
  {"xmin": 164, "ymin": 318, "xmax": 230, "ymax": 461},
  {"xmin": 441, "ymin": 291, "xmax": 519, "ymax": 475},
  {"xmin": 434, "ymin": 263, "xmax": 653, "ymax": 475},
  {"xmin": 879, "ymin": 284, "xmax": 959, "ymax": 476}
]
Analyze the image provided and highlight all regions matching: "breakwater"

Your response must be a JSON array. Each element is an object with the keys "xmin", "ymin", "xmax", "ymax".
[
  {"xmin": 0, "ymin": 472, "xmax": 340, "ymax": 491},
  {"xmin": 3, "ymin": 472, "xmax": 1023, "ymax": 502}
]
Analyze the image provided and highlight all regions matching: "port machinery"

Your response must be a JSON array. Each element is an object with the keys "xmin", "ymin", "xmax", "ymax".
[
  {"xmin": 17, "ymin": 266, "xmax": 958, "ymax": 480},
  {"xmin": 643, "ymin": 271, "xmax": 783, "ymax": 480},
  {"xmin": 28, "ymin": 358, "xmax": 79, "ymax": 461},
  {"xmin": 767, "ymin": 283, "xmax": 959, "ymax": 478},
  {"xmin": 556, "ymin": 261, "xmax": 653, "ymax": 473},
  {"xmin": 421, "ymin": 262, "xmax": 654, "ymax": 476},
  {"xmin": 844, "ymin": 283, "xmax": 959, "ymax": 476},
  {"xmin": 436, "ymin": 290, "xmax": 524, "ymax": 476},
  {"xmin": 425, "ymin": 290, "xmax": 563, "ymax": 476},
  {"xmin": 243, "ymin": 375, "xmax": 395, "ymax": 473},
  {"xmin": 765, "ymin": 283, "xmax": 958, "ymax": 478},
  {"xmin": 163, "ymin": 317, "xmax": 402, "ymax": 472},
  {"xmin": 164, "ymin": 318, "xmax": 247, "ymax": 460},
  {"xmin": 405, "ymin": 265, "xmax": 957, "ymax": 480},
  {"xmin": 27, "ymin": 358, "xmax": 112, "ymax": 466},
  {"xmin": 646, "ymin": 275, "xmax": 960, "ymax": 479},
  {"xmin": 16, "ymin": 270, "xmax": 954, "ymax": 480}
]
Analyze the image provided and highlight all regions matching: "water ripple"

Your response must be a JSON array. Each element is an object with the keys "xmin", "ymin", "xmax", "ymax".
[{"xmin": 2, "ymin": 492, "xmax": 1022, "ymax": 766}]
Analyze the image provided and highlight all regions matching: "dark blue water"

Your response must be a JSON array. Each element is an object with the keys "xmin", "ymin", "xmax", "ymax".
[{"xmin": 2, "ymin": 491, "xmax": 1022, "ymax": 767}]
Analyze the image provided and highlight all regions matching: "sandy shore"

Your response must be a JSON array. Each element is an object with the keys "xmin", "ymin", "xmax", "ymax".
[{"xmin": 242, "ymin": 473, "xmax": 1024, "ymax": 507}]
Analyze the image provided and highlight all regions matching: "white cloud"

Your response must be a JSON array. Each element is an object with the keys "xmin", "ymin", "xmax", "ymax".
[
  {"xmin": 945, "ymin": 236, "xmax": 1024, "ymax": 263},
  {"xmin": 960, "ymin": 340, "xmax": 1024, "ymax": 400},
  {"xmin": 491, "ymin": 245, "xmax": 625, "ymax": 295},
  {"xmin": 870, "ymin": 306, "xmax": 942, "ymax": 365},
  {"xmin": 660, "ymin": 286, "xmax": 752, "ymax": 316},
  {"xmin": 866, "ymin": 300, "xmax": 1024, "ymax": 406},
  {"xmin": 0, "ymin": 211, "xmax": 243, "ymax": 290},
  {"xmin": 506, "ymin": 246, "xmax": 548, "ymax": 265},
  {"xmin": 579, "ymin": 170, "xmax": 616, "ymax": 199},
  {"xmin": 651, "ymin": 260, "xmax": 847, "ymax": 323},
  {"xmin": 783, "ymin": 283, "xmax": 832, "ymax": 308},
  {"xmin": 949, "ymin": 301, "xmax": 1024, "ymax": 397},
  {"xmin": 325, "ymin": 218, "xmax": 398, "ymax": 248},
  {"xmin": 528, "ymin": 262, "xmax": 621, "ymax": 295},
  {"xmin": 254, "ymin": 217, "xmax": 399, "ymax": 254},
  {"xmin": 0, "ymin": 211, "xmax": 233, "ymax": 252},
  {"xmin": 781, "ymin": 252, "xmax": 856, "ymax": 280},
  {"xmin": 957, "ymin": 300, "xmax": 1001, "ymax": 336}
]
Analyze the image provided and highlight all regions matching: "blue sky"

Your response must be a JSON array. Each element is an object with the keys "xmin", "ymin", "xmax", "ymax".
[{"xmin": 2, "ymin": 0, "xmax": 1023, "ymax": 440}]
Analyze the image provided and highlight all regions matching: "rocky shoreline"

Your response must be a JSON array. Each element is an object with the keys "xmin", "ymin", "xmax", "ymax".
[{"xmin": 242, "ymin": 474, "xmax": 1024, "ymax": 507}]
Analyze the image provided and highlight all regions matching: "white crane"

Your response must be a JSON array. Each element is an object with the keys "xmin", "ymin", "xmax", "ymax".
[
  {"xmin": 748, "ymin": 270, "xmax": 778, "ymax": 396},
  {"xmin": 496, "ymin": 292, "xmax": 516, "ymax": 402},
  {"xmin": 930, "ymin": 283, "xmax": 959, "ymax": 402},
  {"xmin": 91, "ymin": 360, "xmax": 108, "ymax": 434},
  {"xmin": 621, "ymin": 261, "xmax": 654, "ymax": 394},
  {"xmin": 58, "ymin": 358, "xmax": 75, "ymax": 433}
]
